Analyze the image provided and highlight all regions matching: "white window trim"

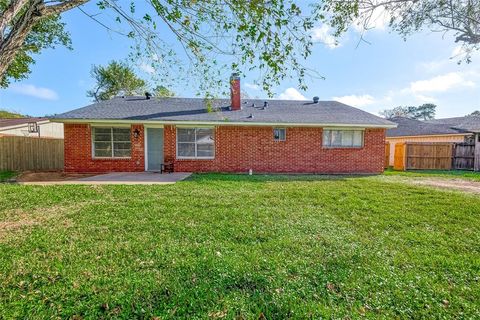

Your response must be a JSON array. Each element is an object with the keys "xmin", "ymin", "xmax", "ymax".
[
  {"xmin": 322, "ymin": 129, "xmax": 365, "ymax": 148},
  {"xmin": 176, "ymin": 127, "xmax": 215, "ymax": 160},
  {"xmin": 273, "ymin": 128, "xmax": 287, "ymax": 141},
  {"xmin": 92, "ymin": 127, "xmax": 132, "ymax": 159}
]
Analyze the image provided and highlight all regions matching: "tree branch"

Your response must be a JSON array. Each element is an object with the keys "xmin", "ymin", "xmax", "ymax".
[
  {"xmin": 42, "ymin": 0, "xmax": 90, "ymax": 16},
  {"xmin": 0, "ymin": 0, "xmax": 29, "ymax": 41}
]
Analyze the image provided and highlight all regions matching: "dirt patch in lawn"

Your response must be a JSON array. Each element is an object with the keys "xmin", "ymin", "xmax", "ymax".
[
  {"xmin": 0, "ymin": 200, "xmax": 100, "ymax": 241},
  {"xmin": 16, "ymin": 171, "xmax": 95, "ymax": 182},
  {"xmin": 386, "ymin": 176, "xmax": 480, "ymax": 194}
]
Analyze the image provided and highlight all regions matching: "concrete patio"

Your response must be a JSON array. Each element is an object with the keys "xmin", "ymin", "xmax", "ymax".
[{"xmin": 19, "ymin": 172, "xmax": 192, "ymax": 185}]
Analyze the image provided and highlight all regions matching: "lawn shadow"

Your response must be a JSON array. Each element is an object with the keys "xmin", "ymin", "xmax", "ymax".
[{"xmin": 184, "ymin": 173, "xmax": 379, "ymax": 183}]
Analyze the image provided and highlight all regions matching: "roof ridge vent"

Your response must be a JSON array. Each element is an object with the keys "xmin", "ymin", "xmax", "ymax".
[{"xmin": 313, "ymin": 96, "xmax": 319, "ymax": 103}]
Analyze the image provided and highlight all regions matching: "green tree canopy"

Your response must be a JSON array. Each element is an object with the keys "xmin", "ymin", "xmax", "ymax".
[
  {"xmin": 380, "ymin": 106, "xmax": 417, "ymax": 119},
  {"xmin": 1, "ymin": 0, "xmax": 479, "ymax": 97},
  {"xmin": 0, "ymin": 0, "xmax": 71, "ymax": 88},
  {"xmin": 0, "ymin": 0, "xmax": 314, "ymax": 96},
  {"xmin": 87, "ymin": 61, "xmax": 146, "ymax": 101},
  {"xmin": 153, "ymin": 85, "xmax": 175, "ymax": 98},
  {"xmin": 415, "ymin": 103, "xmax": 436, "ymax": 120},
  {"xmin": 381, "ymin": 104, "xmax": 437, "ymax": 120}
]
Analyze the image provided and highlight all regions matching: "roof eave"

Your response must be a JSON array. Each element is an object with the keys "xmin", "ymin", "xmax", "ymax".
[
  {"xmin": 386, "ymin": 132, "xmax": 470, "ymax": 138},
  {"xmin": 0, "ymin": 120, "xmax": 50, "ymax": 131},
  {"xmin": 50, "ymin": 118, "xmax": 397, "ymax": 129}
]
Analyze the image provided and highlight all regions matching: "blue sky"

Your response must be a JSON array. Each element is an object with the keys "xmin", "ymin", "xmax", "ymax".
[{"xmin": 0, "ymin": 2, "xmax": 479, "ymax": 118}]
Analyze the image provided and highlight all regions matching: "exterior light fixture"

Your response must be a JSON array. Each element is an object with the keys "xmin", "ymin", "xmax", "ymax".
[{"xmin": 133, "ymin": 129, "xmax": 140, "ymax": 139}]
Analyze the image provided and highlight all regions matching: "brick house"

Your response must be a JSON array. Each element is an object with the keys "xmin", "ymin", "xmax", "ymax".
[{"xmin": 51, "ymin": 75, "xmax": 396, "ymax": 174}]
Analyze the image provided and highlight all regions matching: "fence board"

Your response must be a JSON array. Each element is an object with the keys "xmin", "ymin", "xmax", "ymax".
[
  {"xmin": 0, "ymin": 136, "xmax": 64, "ymax": 171},
  {"xmin": 405, "ymin": 143, "xmax": 453, "ymax": 170},
  {"xmin": 453, "ymin": 143, "xmax": 475, "ymax": 170},
  {"xmin": 385, "ymin": 143, "xmax": 390, "ymax": 168}
]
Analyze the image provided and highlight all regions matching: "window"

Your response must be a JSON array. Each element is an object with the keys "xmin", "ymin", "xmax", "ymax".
[
  {"xmin": 92, "ymin": 127, "xmax": 131, "ymax": 158},
  {"xmin": 177, "ymin": 128, "xmax": 215, "ymax": 159},
  {"xmin": 273, "ymin": 128, "xmax": 286, "ymax": 141},
  {"xmin": 323, "ymin": 130, "xmax": 363, "ymax": 148}
]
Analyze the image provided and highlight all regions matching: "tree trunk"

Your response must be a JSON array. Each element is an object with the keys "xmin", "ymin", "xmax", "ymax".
[
  {"xmin": 0, "ymin": 0, "xmax": 43, "ymax": 81},
  {"xmin": 0, "ymin": 0, "xmax": 29, "ymax": 41},
  {"xmin": 0, "ymin": 0, "xmax": 90, "ymax": 83}
]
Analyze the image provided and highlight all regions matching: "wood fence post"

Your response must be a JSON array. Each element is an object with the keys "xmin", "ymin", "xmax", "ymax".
[
  {"xmin": 385, "ymin": 142, "xmax": 390, "ymax": 169},
  {"xmin": 475, "ymin": 133, "xmax": 480, "ymax": 172}
]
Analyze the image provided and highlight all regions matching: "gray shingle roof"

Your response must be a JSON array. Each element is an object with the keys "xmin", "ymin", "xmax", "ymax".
[
  {"xmin": 426, "ymin": 115, "xmax": 480, "ymax": 132},
  {"xmin": 0, "ymin": 117, "xmax": 47, "ymax": 129},
  {"xmin": 52, "ymin": 97, "xmax": 395, "ymax": 127},
  {"xmin": 387, "ymin": 116, "xmax": 469, "ymax": 137}
]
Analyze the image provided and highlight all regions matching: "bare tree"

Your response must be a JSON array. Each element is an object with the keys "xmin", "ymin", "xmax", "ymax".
[{"xmin": 317, "ymin": 0, "xmax": 480, "ymax": 61}]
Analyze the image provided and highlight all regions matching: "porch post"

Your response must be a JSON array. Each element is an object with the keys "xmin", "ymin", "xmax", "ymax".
[{"xmin": 475, "ymin": 133, "xmax": 480, "ymax": 172}]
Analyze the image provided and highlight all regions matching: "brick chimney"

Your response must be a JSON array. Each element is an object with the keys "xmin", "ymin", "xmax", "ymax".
[{"xmin": 230, "ymin": 73, "xmax": 241, "ymax": 111}]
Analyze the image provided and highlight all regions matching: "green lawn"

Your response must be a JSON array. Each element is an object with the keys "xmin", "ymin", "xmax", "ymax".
[
  {"xmin": 1, "ymin": 174, "xmax": 479, "ymax": 318},
  {"xmin": 0, "ymin": 170, "xmax": 16, "ymax": 182},
  {"xmin": 384, "ymin": 168, "xmax": 480, "ymax": 181}
]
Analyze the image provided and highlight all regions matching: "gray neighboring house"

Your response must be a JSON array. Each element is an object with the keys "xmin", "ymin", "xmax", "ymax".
[
  {"xmin": 0, "ymin": 117, "xmax": 64, "ymax": 138},
  {"xmin": 386, "ymin": 115, "xmax": 480, "ymax": 169}
]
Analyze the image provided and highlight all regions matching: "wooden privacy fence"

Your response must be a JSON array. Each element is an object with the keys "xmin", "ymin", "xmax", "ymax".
[
  {"xmin": 385, "ymin": 143, "xmax": 390, "ymax": 169},
  {"xmin": 0, "ymin": 136, "xmax": 64, "ymax": 171},
  {"xmin": 393, "ymin": 143, "xmax": 406, "ymax": 171},
  {"xmin": 394, "ymin": 142, "xmax": 475, "ymax": 171},
  {"xmin": 406, "ymin": 143, "xmax": 453, "ymax": 170},
  {"xmin": 453, "ymin": 143, "xmax": 475, "ymax": 170}
]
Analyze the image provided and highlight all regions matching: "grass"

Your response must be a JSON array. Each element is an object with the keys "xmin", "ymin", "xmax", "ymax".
[
  {"xmin": 0, "ymin": 170, "xmax": 16, "ymax": 182},
  {"xmin": 0, "ymin": 109, "xmax": 24, "ymax": 118},
  {"xmin": 0, "ymin": 174, "xmax": 479, "ymax": 318},
  {"xmin": 384, "ymin": 168, "xmax": 480, "ymax": 181}
]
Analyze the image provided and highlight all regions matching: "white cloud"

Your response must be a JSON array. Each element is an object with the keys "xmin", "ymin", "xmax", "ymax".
[
  {"xmin": 332, "ymin": 94, "xmax": 376, "ymax": 107},
  {"xmin": 311, "ymin": 25, "xmax": 340, "ymax": 49},
  {"xmin": 415, "ymin": 94, "xmax": 437, "ymax": 103},
  {"xmin": 406, "ymin": 72, "xmax": 475, "ymax": 94},
  {"xmin": 451, "ymin": 45, "xmax": 467, "ymax": 58},
  {"xmin": 245, "ymin": 83, "xmax": 260, "ymax": 90},
  {"xmin": 418, "ymin": 60, "xmax": 449, "ymax": 73},
  {"xmin": 140, "ymin": 62, "xmax": 155, "ymax": 74},
  {"xmin": 353, "ymin": 6, "xmax": 391, "ymax": 32},
  {"xmin": 9, "ymin": 84, "xmax": 58, "ymax": 100},
  {"xmin": 278, "ymin": 88, "xmax": 307, "ymax": 100}
]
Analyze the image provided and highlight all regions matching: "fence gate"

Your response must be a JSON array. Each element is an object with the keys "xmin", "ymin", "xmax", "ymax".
[{"xmin": 452, "ymin": 143, "xmax": 475, "ymax": 170}]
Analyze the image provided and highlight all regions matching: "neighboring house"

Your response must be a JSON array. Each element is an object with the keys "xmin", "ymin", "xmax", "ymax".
[
  {"xmin": 51, "ymin": 75, "xmax": 396, "ymax": 174},
  {"xmin": 0, "ymin": 118, "xmax": 64, "ymax": 138},
  {"xmin": 386, "ymin": 116, "xmax": 480, "ymax": 166}
]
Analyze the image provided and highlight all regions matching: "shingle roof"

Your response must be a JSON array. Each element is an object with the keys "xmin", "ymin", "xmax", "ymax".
[
  {"xmin": 387, "ymin": 116, "xmax": 470, "ymax": 137},
  {"xmin": 426, "ymin": 115, "xmax": 480, "ymax": 132},
  {"xmin": 0, "ymin": 117, "xmax": 47, "ymax": 129},
  {"xmin": 52, "ymin": 97, "xmax": 395, "ymax": 127}
]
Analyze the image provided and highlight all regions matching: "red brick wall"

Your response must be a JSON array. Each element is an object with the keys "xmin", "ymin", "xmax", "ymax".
[
  {"xmin": 64, "ymin": 124, "xmax": 385, "ymax": 174},
  {"xmin": 64, "ymin": 123, "xmax": 144, "ymax": 173},
  {"xmin": 164, "ymin": 125, "xmax": 386, "ymax": 174}
]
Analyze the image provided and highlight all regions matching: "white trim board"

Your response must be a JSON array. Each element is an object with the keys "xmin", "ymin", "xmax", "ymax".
[{"xmin": 51, "ymin": 118, "xmax": 396, "ymax": 129}]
